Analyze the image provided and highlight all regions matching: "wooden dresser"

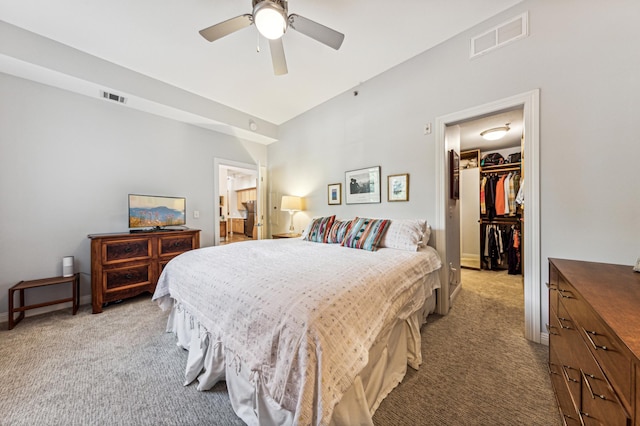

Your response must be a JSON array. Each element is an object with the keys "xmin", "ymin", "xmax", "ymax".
[
  {"xmin": 88, "ymin": 229, "xmax": 200, "ymax": 313},
  {"xmin": 548, "ymin": 258, "xmax": 640, "ymax": 425}
]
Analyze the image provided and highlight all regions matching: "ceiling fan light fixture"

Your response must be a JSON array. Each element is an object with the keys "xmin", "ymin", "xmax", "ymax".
[
  {"xmin": 480, "ymin": 125, "xmax": 510, "ymax": 141},
  {"xmin": 253, "ymin": 1, "xmax": 287, "ymax": 40}
]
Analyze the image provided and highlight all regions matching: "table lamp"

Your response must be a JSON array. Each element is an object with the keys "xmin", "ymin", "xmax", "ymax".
[{"xmin": 281, "ymin": 195, "xmax": 303, "ymax": 233}]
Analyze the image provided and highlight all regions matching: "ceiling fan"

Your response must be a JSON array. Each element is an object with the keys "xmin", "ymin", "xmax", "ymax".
[{"xmin": 199, "ymin": 0, "xmax": 345, "ymax": 75}]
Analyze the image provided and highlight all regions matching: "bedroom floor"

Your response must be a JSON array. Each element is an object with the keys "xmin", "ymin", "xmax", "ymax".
[{"xmin": 0, "ymin": 266, "xmax": 558, "ymax": 425}]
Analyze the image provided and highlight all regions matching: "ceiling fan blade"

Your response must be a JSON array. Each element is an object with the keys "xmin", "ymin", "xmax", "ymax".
[
  {"xmin": 199, "ymin": 14, "xmax": 253, "ymax": 42},
  {"xmin": 288, "ymin": 14, "xmax": 344, "ymax": 50},
  {"xmin": 269, "ymin": 38, "xmax": 288, "ymax": 75}
]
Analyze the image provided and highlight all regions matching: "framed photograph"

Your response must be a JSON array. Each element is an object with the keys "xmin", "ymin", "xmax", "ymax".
[
  {"xmin": 387, "ymin": 173, "xmax": 409, "ymax": 202},
  {"xmin": 327, "ymin": 183, "xmax": 342, "ymax": 205},
  {"xmin": 345, "ymin": 166, "xmax": 381, "ymax": 204},
  {"xmin": 449, "ymin": 149, "xmax": 460, "ymax": 200}
]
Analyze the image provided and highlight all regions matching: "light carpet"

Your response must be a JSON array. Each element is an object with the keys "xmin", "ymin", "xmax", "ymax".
[{"xmin": 0, "ymin": 269, "xmax": 560, "ymax": 425}]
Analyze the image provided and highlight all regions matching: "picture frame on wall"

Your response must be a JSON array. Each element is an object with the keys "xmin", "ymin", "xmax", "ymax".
[
  {"xmin": 387, "ymin": 173, "xmax": 409, "ymax": 202},
  {"xmin": 449, "ymin": 149, "xmax": 460, "ymax": 200},
  {"xmin": 328, "ymin": 183, "xmax": 342, "ymax": 205},
  {"xmin": 345, "ymin": 166, "xmax": 381, "ymax": 204}
]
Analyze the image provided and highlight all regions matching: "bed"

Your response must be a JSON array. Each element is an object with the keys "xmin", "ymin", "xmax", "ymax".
[{"xmin": 153, "ymin": 218, "xmax": 441, "ymax": 425}]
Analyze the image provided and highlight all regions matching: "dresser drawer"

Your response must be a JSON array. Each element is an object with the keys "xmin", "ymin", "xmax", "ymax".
[
  {"xmin": 104, "ymin": 264, "xmax": 152, "ymax": 290},
  {"xmin": 158, "ymin": 235, "xmax": 195, "ymax": 256},
  {"xmin": 102, "ymin": 238, "xmax": 151, "ymax": 264},
  {"xmin": 559, "ymin": 282, "xmax": 632, "ymax": 405},
  {"xmin": 580, "ymin": 351, "xmax": 631, "ymax": 426},
  {"xmin": 550, "ymin": 348, "xmax": 582, "ymax": 426}
]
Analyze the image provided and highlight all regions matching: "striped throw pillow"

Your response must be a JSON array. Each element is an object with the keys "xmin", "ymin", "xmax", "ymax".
[
  {"xmin": 341, "ymin": 218, "xmax": 390, "ymax": 251},
  {"xmin": 326, "ymin": 219, "xmax": 354, "ymax": 244},
  {"xmin": 303, "ymin": 215, "xmax": 335, "ymax": 243}
]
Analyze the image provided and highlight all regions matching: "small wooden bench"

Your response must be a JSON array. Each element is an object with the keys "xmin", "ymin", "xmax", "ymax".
[{"xmin": 8, "ymin": 273, "xmax": 80, "ymax": 330}]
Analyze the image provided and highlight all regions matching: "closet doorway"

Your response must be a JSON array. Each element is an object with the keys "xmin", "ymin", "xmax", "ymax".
[
  {"xmin": 434, "ymin": 90, "xmax": 540, "ymax": 343},
  {"xmin": 459, "ymin": 107, "xmax": 524, "ymax": 275}
]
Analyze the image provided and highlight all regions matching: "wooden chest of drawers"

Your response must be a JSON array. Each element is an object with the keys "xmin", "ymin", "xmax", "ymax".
[
  {"xmin": 89, "ymin": 229, "xmax": 200, "ymax": 313},
  {"xmin": 548, "ymin": 258, "xmax": 640, "ymax": 425}
]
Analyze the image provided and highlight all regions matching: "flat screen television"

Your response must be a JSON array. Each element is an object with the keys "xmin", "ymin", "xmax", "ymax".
[{"xmin": 128, "ymin": 194, "xmax": 186, "ymax": 231}]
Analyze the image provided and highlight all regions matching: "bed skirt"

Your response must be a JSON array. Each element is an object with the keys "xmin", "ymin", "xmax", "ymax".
[{"xmin": 158, "ymin": 273, "xmax": 439, "ymax": 425}]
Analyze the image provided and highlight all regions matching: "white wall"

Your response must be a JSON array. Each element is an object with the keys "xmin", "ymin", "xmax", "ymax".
[
  {"xmin": 0, "ymin": 73, "xmax": 266, "ymax": 315},
  {"xmin": 268, "ymin": 0, "xmax": 640, "ymax": 330}
]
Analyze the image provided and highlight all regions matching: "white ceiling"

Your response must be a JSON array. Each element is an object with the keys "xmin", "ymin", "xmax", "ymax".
[
  {"xmin": 458, "ymin": 107, "xmax": 523, "ymax": 152},
  {"xmin": 1, "ymin": 0, "xmax": 523, "ymax": 130}
]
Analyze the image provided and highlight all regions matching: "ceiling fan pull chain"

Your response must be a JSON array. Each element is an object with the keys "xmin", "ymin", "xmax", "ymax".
[{"xmin": 256, "ymin": 30, "xmax": 261, "ymax": 52}]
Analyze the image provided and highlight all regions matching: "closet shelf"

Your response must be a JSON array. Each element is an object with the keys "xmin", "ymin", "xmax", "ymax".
[{"xmin": 480, "ymin": 162, "xmax": 521, "ymax": 173}]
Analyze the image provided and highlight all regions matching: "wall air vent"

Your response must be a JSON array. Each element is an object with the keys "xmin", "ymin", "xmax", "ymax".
[
  {"xmin": 100, "ymin": 90, "xmax": 127, "ymax": 104},
  {"xmin": 470, "ymin": 12, "xmax": 528, "ymax": 58}
]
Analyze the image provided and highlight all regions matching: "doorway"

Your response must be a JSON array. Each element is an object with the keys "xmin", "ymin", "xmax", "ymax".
[
  {"xmin": 456, "ymin": 107, "xmax": 526, "ymax": 327},
  {"xmin": 458, "ymin": 107, "xmax": 524, "ymax": 272},
  {"xmin": 434, "ymin": 89, "xmax": 541, "ymax": 343},
  {"xmin": 213, "ymin": 159, "xmax": 263, "ymax": 246}
]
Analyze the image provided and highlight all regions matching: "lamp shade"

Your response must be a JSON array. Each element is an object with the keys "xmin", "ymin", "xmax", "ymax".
[{"xmin": 281, "ymin": 195, "xmax": 302, "ymax": 211}]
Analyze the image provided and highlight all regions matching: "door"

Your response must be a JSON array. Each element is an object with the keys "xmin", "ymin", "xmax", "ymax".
[
  {"xmin": 443, "ymin": 125, "xmax": 462, "ymax": 312},
  {"xmin": 255, "ymin": 162, "xmax": 267, "ymax": 239},
  {"xmin": 460, "ymin": 166, "xmax": 480, "ymax": 269}
]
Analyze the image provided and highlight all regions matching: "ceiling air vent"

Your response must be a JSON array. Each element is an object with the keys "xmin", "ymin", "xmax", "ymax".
[
  {"xmin": 470, "ymin": 12, "xmax": 528, "ymax": 58},
  {"xmin": 100, "ymin": 90, "xmax": 127, "ymax": 104}
]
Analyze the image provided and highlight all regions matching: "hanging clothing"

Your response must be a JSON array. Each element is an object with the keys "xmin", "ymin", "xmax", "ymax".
[
  {"xmin": 480, "ymin": 176, "xmax": 487, "ymax": 214},
  {"xmin": 516, "ymin": 177, "xmax": 525, "ymax": 206},
  {"xmin": 481, "ymin": 222, "xmax": 521, "ymax": 274},
  {"xmin": 503, "ymin": 173, "xmax": 511, "ymax": 215},
  {"xmin": 508, "ymin": 173, "xmax": 517, "ymax": 215},
  {"xmin": 485, "ymin": 175, "xmax": 498, "ymax": 220},
  {"xmin": 494, "ymin": 175, "xmax": 507, "ymax": 216},
  {"xmin": 507, "ymin": 226, "xmax": 521, "ymax": 275}
]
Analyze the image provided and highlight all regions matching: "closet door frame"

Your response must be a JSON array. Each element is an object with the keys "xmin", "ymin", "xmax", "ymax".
[{"xmin": 434, "ymin": 89, "xmax": 541, "ymax": 344}]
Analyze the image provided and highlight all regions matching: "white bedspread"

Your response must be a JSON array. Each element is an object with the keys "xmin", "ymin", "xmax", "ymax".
[{"xmin": 153, "ymin": 239, "xmax": 441, "ymax": 425}]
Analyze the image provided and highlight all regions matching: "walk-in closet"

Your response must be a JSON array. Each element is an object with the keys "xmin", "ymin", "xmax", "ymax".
[{"xmin": 459, "ymin": 107, "xmax": 524, "ymax": 279}]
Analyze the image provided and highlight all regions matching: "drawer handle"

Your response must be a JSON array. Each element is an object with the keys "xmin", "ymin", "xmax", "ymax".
[
  {"xmin": 126, "ymin": 273, "xmax": 133, "ymax": 279},
  {"xmin": 561, "ymin": 365, "xmax": 579, "ymax": 383},
  {"xmin": 558, "ymin": 291, "xmax": 573, "ymax": 299},
  {"xmin": 581, "ymin": 370, "xmax": 607, "ymax": 400},
  {"xmin": 124, "ymin": 246, "xmax": 133, "ymax": 253},
  {"xmin": 558, "ymin": 317, "xmax": 574, "ymax": 330},
  {"xmin": 545, "ymin": 323, "xmax": 560, "ymax": 335},
  {"xmin": 584, "ymin": 329, "xmax": 608, "ymax": 351},
  {"xmin": 173, "ymin": 242, "xmax": 182, "ymax": 248},
  {"xmin": 548, "ymin": 362, "xmax": 560, "ymax": 376}
]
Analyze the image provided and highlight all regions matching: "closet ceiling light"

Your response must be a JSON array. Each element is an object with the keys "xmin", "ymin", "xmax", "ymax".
[{"xmin": 480, "ymin": 125, "xmax": 510, "ymax": 141}]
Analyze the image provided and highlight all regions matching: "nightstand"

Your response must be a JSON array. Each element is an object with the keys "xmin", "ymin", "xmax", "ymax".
[
  {"xmin": 8, "ymin": 273, "xmax": 80, "ymax": 330},
  {"xmin": 272, "ymin": 233, "xmax": 302, "ymax": 239}
]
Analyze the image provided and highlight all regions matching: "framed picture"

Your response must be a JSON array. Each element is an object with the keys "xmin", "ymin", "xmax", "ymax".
[
  {"xmin": 327, "ymin": 183, "xmax": 342, "ymax": 205},
  {"xmin": 345, "ymin": 166, "xmax": 381, "ymax": 204},
  {"xmin": 387, "ymin": 173, "xmax": 409, "ymax": 202},
  {"xmin": 449, "ymin": 149, "xmax": 460, "ymax": 200}
]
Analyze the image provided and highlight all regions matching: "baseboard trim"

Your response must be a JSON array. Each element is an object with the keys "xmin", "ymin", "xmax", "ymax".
[{"xmin": 540, "ymin": 331, "xmax": 549, "ymax": 346}]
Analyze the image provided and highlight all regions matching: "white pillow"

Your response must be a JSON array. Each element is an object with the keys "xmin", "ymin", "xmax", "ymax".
[{"xmin": 379, "ymin": 219, "xmax": 428, "ymax": 252}]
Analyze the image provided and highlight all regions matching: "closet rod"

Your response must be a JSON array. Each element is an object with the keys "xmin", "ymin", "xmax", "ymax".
[
  {"xmin": 481, "ymin": 166, "xmax": 521, "ymax": 174},
  {"xmin": 479, "ymin": 218, "xmax": 521, "ymax": 224}
]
